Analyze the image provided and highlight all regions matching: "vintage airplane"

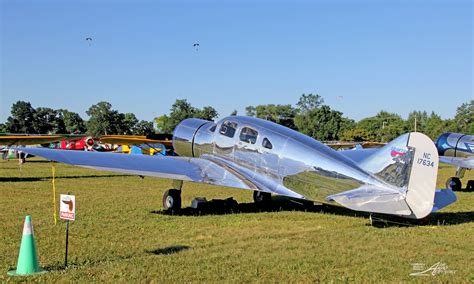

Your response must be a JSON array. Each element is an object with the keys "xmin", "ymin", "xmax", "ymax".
[
  {"xmin": 0, "ymin": 133, "xmax": 86, "ymax": 146},
  {"xmin": 435, "ymin": 132, "xmax": 474, "ymax": 191},
  {"xmin": 0, "ymin": 134, "xmax": 87, "ymax": 163},
  {"xmin": 18, "ymin": 116, "xmax": 457, "ymax": 219},
  {"xmin": 0, "ymin": 133, "xmax": 173, "ymax": 156}
]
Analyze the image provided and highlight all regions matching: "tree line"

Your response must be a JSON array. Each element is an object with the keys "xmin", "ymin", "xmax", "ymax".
[
  {"xmin": 1, "ymin": 96, "xmax": 472, "ymax": 142},
  {"xmin": 244, "ymin": 94, "xmax": 472, "ymax": 142},
  {"xmin": 0, "ymin": 101, "xmax": 154, "ymax": 137}
]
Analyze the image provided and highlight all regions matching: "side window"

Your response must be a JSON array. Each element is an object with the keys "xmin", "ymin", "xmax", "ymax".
[
  {"xmin": 239, "ymin": 127, "xmax": 258, "ymax": 144},
  {"xmin": 219, "ymin": 121, "xmax": 238, "ymax": 138},
  {"xmin": 262, "ymin": 137, "xmax": 273, "ymax": 149},
  {"xmin": 209, "ymin": 125, "xmax": 216, "ymax": 132}
]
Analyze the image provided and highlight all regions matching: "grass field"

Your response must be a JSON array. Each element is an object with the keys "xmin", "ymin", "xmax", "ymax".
[{"xmin": 1, "ymin": 158, "xmax": 473, "ymax": 282}]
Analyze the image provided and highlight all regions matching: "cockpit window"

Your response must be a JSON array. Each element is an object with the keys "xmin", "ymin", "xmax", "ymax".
[
  {"xmin": 262, "ymin": 137, "xmax": 273, "ymax": 149},
  {"xmin": 239, "ymin": 127, "xmax": 258, "ymax": 144},
  {"xmin": 219, "ymin": 121, "xmax": 238, "ymax": 138},
  {"xmin": 209, "ymin": 125, "xmax": 216, "ymax": 132}
]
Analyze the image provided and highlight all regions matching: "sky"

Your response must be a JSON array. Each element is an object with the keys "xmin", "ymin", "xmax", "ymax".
[{"xmin": 1, "ymin": 0, "xmax": 472, "ymax": 123}]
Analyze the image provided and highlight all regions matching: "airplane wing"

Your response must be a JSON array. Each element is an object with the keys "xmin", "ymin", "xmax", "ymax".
[
  {"xmin": 439, "ymin": 156, "xmax": 474, "ymax": 169},
  {"xmin": 0, "ymin": 134, "xmax": 86, "ymax": 146},
  {"xmin": 17, "ymin": 147, "xmax": 256, "ymax": 191},
  {"xmin": 100, "ymin": 135, "xmax": 173, "ymax": 148}
]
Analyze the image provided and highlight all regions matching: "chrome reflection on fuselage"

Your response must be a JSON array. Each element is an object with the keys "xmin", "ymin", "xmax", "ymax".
[{"xmin": 173, "ymin": 116, "xmax": 408, "ymax": 203}]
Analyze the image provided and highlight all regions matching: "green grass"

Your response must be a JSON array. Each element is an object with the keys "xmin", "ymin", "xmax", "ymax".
[{"xmin": 0, "ymin": 158, "xmax": 473, "ymax": 282}]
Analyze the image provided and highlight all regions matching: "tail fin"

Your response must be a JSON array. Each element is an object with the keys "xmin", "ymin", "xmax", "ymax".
[
  {"xmin": 331, "ymin": 132, "xmax": 443, "ymax": 219},
  {"xmin": 404, "ymin": 132, "xmax": 439, "ymax": 218}
]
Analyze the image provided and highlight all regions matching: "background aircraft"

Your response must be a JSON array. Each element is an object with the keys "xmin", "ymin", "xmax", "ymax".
[
  {"xmin": 0, "ymin": 134, "xmax": 87, "ymax": 163},
  {"xmin": 435, "ymin": 132, "xmax": 474, "ymax": 191},
  {"xmin": 45, "ymin": 136, "xmax": 96, "ymax": 151},
  {"xmin": 0, "ymin": 133, "xmax": 173, "ymax": 162},
  {"xmin": 19, "ymin": 116, "xmax": 456, "ymax": 219}
]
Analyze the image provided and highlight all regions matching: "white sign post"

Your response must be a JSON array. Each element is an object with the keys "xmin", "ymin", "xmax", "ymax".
[{"xmin": 59, "ymin": 194, "xmax": 75, "ymax": 267}]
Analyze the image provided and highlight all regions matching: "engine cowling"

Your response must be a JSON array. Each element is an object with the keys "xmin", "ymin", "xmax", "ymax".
[
  {"xmin": 85, "ymin": 137, "xmax": 95, "ymax": 147},
  {"xmin": 173, "ymin": 118, "xmax": 216, "ymax": 157}
]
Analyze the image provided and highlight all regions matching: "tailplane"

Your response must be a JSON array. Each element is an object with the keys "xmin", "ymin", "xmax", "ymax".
[{"xmin": 329, "ymin": 132, "xmax": 455, "ymax": 219}]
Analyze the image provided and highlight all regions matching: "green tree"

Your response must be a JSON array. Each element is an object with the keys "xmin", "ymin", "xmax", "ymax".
[
  {"xmin": 5, "ymin": 101, "xmax": 37, "ymax": 133},
  {"xmin": 424, "ymin": 112, "xmax": 449, "ymax": 140},
  {"xmin": 154, "ymin": 115, "xmax": 170, "ymax": 134},
  {"xmin": 340, "ymin": 128, "xmax": 370, "ymax": 142},
  {"xmin": 0, "ymin": 123, "xmax": 6, "ymax": 133},
  {"xmin": 294, "ymin": 105, "xmax": 347, "ymax": 141},
  {"xmin": 86, "ymin": 101, "xmax": 124, "ymax": 136},
  {"xmin": 33, "ymin": 107, "xmax": 66, "ymax": 134},
  {"xmin": 253, "ymin": 104, "xmax": 297, "ymax": 129},
  {"xmin": 452, "ymin": 100, "xmax": 473, "ymax": 133},
  {"xmin": 134, "ymin": 120, "xmax": 154, "ymax": 135},
  {"xmin": 60, "ymin": 110, "xmax": 86, "ymax": 133},
  {"xmin": 406, "ymin": 110, "xmax": 429, "ymax": 133},
  {"xmin": 230, "ymin": 110, "xmax": 238, "ymax": 116},
  {"xmin": 122, "ymin": 113, "xmax": 139, "ymax": 135},
  {"xmin": 154, "ymin": 99, "xmax": 218, "ymax": 133},
  {"xmin": 196, "ymin": 106, "xmax": 219, "ymax": 121},
  {"xmin": 357, "ymin": 111, "xmax": 406, "ymax": 142},
  {"xmin": 296, "ymin": 93, "xmax": 324, "ymax": 114},
  {"xmin": 245, "ymin": 106, "xmax": 256, "ymax": 117}
]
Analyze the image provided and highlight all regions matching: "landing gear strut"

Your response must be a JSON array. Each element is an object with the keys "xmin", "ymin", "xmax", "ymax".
[{"xmin": 253, "ymin": 191, "xmax": 271, "ymax": 205}]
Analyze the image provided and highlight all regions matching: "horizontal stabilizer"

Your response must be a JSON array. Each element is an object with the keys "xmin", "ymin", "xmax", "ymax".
[
  {"xmin": 432, "ymin": 189, "xmax": 457, "ymax": 212},
  {"xmin": 327, "ymin": 185, "xmax": 412, "ymax": 216},
  {"xmin": 329, "ymin": 132, "xmax": 442, "ymax": 219}
]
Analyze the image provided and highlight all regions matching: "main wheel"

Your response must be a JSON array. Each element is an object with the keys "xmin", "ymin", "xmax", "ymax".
[
  {"xmin": 446, "ymin": 177, "xmax": 461, "ymax": 191},
  {"xmin": 163, "ymin": 189, "xmax": 182, "ymax": 210},
  {"xmin": 466, "ymin": 180, "xmax": 474, "ymax": 192},
  {"xmin": 253, "ymin": 191, "xmax": 271, "ymax": 204}
]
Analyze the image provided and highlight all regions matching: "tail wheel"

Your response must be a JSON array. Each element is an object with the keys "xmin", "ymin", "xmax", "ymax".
[
  {"xmin": 163, "ymin": 189, "xmax": 182, "ymax": 210},
  {"xmin": 446, "ymin": 177, "xmax": 461, "ymax": 191},
  {"xmin": 253, "ymin": 191, "xmax": 271, "ymax": 204}
]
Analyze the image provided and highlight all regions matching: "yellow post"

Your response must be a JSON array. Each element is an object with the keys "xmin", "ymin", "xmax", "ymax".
[{"xmin": 52, "ymin": 162, "xmax": 57, "ymax": 225}]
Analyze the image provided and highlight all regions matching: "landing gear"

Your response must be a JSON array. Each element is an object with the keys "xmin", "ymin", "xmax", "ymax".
[
  {"xmin": 253, "ymin": 191, "xmax": 271, "ymax": 205},
  {"xmin": 446, "ymin": 177, "xmax": 461, "ymax": 191},
  {"xmin": 163, "ymin": 189, "xmax": 182, "ymax": 211},
  {"xmin": 466, "ymin": 180, "xmax": 474, "ymax": 192}
]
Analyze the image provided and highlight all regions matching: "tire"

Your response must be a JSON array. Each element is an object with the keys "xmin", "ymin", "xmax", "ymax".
[
  {"xmin": 446, "ymin": 177, "xmax": 461, "ymax": 191},
  {"xmin": 163, "ymin": 189, "xmax": 182, "ymax": 210},
  {"xmin": 466, "ymin": 180, "xmax": 474, "ymax": 192},
  {"xmin": 253, "ymin": 191, "xmax": 271, "ymax": 204}
]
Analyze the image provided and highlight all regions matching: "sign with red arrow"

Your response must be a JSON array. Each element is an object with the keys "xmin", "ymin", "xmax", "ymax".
[{"xmin": 59, "ymin": 194, "xmax": 75, "ymax": 221}]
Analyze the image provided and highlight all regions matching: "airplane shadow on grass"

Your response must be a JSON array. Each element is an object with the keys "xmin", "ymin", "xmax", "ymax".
[
  {"xmin": 153, "ymin": 196, "xmax": 474, "ymax": 228},
  {"xmin": 0, "ymin": 174, "xmax": 131, "ymax": 182},
  {"xmin": 146, "ymin": 245, "xmax": 191, "ymax": 255}
]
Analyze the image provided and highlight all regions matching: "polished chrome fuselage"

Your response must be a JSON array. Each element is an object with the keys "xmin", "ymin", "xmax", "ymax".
[{"xmin": 173, "ymin": 116, "xmax": 409, "ymax": 202}]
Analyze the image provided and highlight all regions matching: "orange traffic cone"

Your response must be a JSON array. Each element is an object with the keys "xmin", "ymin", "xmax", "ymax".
[{"xmin": 8, "ymin": 216, "xmax": 47, "ymax": 276}]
